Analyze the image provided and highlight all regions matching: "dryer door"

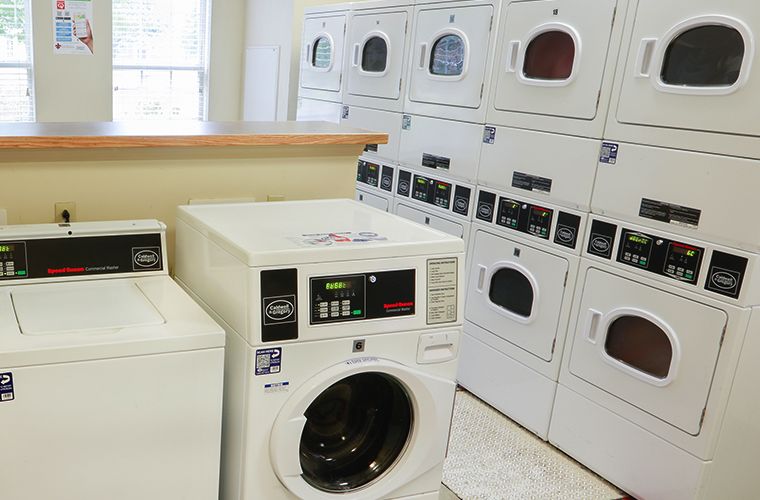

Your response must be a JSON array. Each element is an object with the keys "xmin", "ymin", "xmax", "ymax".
[
  {"xmin": 492, "ymin": 0, "xmax": 618, "ymax": 120},
  {"xmin": 270, "ymin": 358, "xmax": 455, "ymax": 500},
  {"xmin": 567, "ymin": 267, "xmax": 728, "ymax": 435},
  {"xmin": 346, "ymin": 10, "xmax": 410, "ymax": 101},
  {"xmin": 408, "ymin": 3, "xmax": 495, "ymax": 108},
  {"xmin": 615, "ymin": 1, "xmax": 760, "ymax": 137},
  {"xmin": 465, "ymin": 229, "xmax": 570, "ymax": 362},
  {"xmin": 300, "ymin": 14, "xmax": 347, "ymax": 95}
]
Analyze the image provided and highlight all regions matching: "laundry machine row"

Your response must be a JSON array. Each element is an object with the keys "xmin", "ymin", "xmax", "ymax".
[{"xmin": 549, "ymin": 214, "xmax": 760, "ymax": 500}]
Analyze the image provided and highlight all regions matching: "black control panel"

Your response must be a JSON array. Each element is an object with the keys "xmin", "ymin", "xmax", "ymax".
[
  {"xmin": 0, "ymin": 242, "xmax": 27, "ymax": 278},
  {"xmin": 397, "ymin": 169, "xmax": 412, "ymax": 197},
  {"xmin": 395, "ymin": 169, "xmax": 471, "ymax": 217},
  {"xmin": 310, "ymin": 269, "xmax": 415, "ymax": 325},
  {"xmin": 616, "ymin": 229, "xmax": 704, "ymax": 285},
  {"xmin": 412, "ymin": 174, "xmax": 452, "ymax": 209},
  {"xmin": 495, "ymin": 197, "xmax": 552, "ymax": 240},
  {"xmin": 380, "ymin": 165, "xmax": 394, "ymax": 192},
  {"xmin": 356, "ymin": 159, "xmax": 379, "ymax": 187}
]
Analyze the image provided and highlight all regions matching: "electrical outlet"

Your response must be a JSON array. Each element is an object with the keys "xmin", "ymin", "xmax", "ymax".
[
  {"xmin": 267, "ymin": 194, "xmax": 286, "ymax": 202},
  {"xmin": 55, "ymin": 202, "xmax": 76, "ymax": 223}
]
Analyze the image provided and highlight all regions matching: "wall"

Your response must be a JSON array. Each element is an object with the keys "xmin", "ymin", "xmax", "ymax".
[{"xmin": 30, "ymin": 0, "xmax": 245, "ymax": 122}]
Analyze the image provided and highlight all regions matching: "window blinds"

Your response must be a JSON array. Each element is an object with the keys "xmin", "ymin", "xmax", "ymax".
[{"xmin": 0, "ymin": 0, "xmax": 35, "ymax": 122}]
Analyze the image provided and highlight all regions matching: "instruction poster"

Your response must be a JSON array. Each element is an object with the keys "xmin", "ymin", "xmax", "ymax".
[{"xmin": 53, "ymin": 0, "xmax": 94, "ymax": 55}]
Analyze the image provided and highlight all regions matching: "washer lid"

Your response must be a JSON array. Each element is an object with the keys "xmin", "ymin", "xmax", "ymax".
[
  {"xmin": 11, "ymin": 281, "xmax": 164, "ymax": 335},
  {"xmin": 177, "ymin": 199, "xmax": 464, "ymax": 267}
]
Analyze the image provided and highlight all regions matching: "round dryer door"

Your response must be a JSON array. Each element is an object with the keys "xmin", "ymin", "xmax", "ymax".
[{"xmin": 269, "ymin": 357, "xmax": 456, "ymax": 500}]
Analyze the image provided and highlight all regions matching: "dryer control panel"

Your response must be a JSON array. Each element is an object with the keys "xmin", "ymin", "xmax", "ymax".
[
  {"xmin": 617, "ymin": 229, "xmax": 704, "ymax": 285},
  {"xmin": 396, "ymin": 169, "xmax": 472, "ymax": 218}
]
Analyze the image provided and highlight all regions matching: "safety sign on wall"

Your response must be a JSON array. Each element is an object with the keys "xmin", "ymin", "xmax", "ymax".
[{"xmin": 53, "ymin": 0, "xmax": 94, "ymax": 55}]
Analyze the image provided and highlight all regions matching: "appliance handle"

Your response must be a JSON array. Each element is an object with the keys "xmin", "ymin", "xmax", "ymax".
[
  {"xmin": 634, "ymin": 38, "xmax": 658, "ymax": 78},
  {"xmin": 584, "ymin": 309, "xmax": 602, "ymax": 344},
  {"xmin": 419, "ymin": 43, "xmax": 427, "ymax": 70},
  {"xmin": 306, "ymin": 44, "xmax": 311, "ymax": 65},
  {"xmin": 505, "ymin": 40, "xmax": 520, "ymax": 73},
  {"xmin": 353, "ymin": 43, "xmax": 360, "ymax": 67},
  {"xmin": 476, "ymin": 264, "xmax": 487, "ymax": 293}
]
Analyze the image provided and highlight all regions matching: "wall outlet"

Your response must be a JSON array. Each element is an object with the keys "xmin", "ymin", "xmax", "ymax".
[
  {"xmin": 55, "ymin": 202, "xmax": 76, "ymax": 223},
  {"xmin": 0, "ymin": 209, "xmax": 7, "ymax": 226},
  {"xmin": 267, "ymin": 194, "xmax": 286, "ymax": 202}
]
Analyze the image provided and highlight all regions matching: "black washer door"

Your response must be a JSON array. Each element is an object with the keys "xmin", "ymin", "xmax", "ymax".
[{"xmin": 299, "ymin": 372, "xmax": 413, "ymax": 492}]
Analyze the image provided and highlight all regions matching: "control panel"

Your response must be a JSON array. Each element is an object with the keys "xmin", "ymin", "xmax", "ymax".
[
  {"xmin": 496, "ymin": 197, "xmax": 552, "ymax": 239},
  {"xmin": 396, "ymin": 169, "xmax": 472, "ymax": 217},
  {"xmin": 0, "ymin": 242, "xmax": 27, "ymax": 278},
  {"xmin": 357, "ymin": 159, "xmax": 394, "ymax": 193},
  {"xmin": 310, "ymin": 269, "xmax": 415, "ymax": 325},
  {"xmin": 412, "ymin": 175, "xmax": 452, "ymax": 209},
  {"xmin": 616, "ymin": 229, "xmax": 704, "ymax": 285}
]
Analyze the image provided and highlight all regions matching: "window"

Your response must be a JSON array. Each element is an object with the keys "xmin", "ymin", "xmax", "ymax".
[
  {"xmin": 113, "ymin": 0, "xmax": 211, "ymax": 121},
  {"xmin": 0, "ymin": 0, "xmax": 34, "ymax": 122},
  {"xmin": 605, "ymin": 316, "xmax": 673, "ymax": 380},
  {"xmin": 430, "ymin": 34, "xmax": 464, "ymax": 76},
  {"xmin": 489, "ymin": 268, "xmax": 534, "ymax": 318},
  {"xmin": 361, "ymin": 36, "xmax": 387, "ymax": 73},
  {"xmin": 661, "ymin": 25, "xmax": 744, "ymax": 87},
  {"xmin": 523, "ymin": 31, "xmax": 575, "ymax": 81}
]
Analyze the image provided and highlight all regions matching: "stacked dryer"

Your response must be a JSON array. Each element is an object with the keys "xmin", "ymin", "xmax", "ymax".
[
  {"xmin": 550, "ymin": 2, "xmax": 760, "ymax": 499},
  {"xmin": 296, "ymin": 4, "xmax": 351, "ymax": 123},
  {"xmin": 457, "ymin": 0, "xmax": 629, "ymax": 439}
]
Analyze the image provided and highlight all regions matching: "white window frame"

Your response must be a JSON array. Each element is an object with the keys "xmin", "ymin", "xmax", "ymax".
[{"xmin": 0, "ymin": 0, "xmax": 35, "ymax": 122}]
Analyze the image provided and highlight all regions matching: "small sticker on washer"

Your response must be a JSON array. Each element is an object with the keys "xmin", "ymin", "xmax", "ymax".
[
  {"xmin": 342, "ymin": 105, "xmax": 349, "ymax": 119},
  {"xmin": 483, "ymin": 126, "xmax": 496, "ymax": 144},
  {"xmin": 402, "ymin": 115, "xmax": 412, "ymax": 130},
  {"xmin": 255, "ymin": 348, "xmax": 282, "ymax": 376},
  {"xmin": 264, "ymin": 382, "xmax": 289, "ymax": 394},
  {"xmin": 0, "ymin": 372, "xmax": 14, "ymax": 402},
  {"xmin": 422, "ymin": 153, "xmax": 451, "ymax": 171},
  {"xmin": 346, "ymin": 357, "xmax": 379, "ymax": 366},
  {"xmin": 639, "ymin": 198, "xmax": 701, "ymax": 229},
  {"xmin": 512, "ymin": 172, "xmax": 552, "ymax": 195},
  {"xmin": 600, "ymin": 142, "xmax": 619, "ymax": 164}
]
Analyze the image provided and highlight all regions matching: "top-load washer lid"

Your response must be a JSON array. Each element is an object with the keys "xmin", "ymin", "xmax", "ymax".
[
  {"xmin": 11, "ymin": 281, "xmax": 165, "ymax": 335},
  {"xmin": 176, "ymin": 199, "xmax": 465, "ymax": 267}
]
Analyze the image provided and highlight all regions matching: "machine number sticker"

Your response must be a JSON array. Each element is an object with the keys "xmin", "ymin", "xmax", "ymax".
[
  {"xmin": 255, "ymin": 348, "xmax": 282, "ymax": 376},
  {"xmin": 0, "ymin": 372, "xmax": 14, "ymax": 402},
  {"xmin": 427, "ymin": 258, "xmax": 458, "ymax": 324},
  {"xmin": 599, "ymin": 142, "xmax": 619, "ymax": 164}
]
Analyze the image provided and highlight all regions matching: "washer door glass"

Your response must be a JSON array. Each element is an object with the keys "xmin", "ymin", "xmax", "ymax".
[
  {"xmin": 362, "ymin": 36, "xmax": 388, "ymax": 73},
  {"xmin": 299, "ymin": 372, "xmax": 413, "ymax": 492},
  {"xmin": 488, "ymin": 268, "xmax": 534, "ymax": 319},
  {"xmin": 604, "ymin": 315, "xmax": 673, "ymax": 380},
  {"xmin": 430, "ymin": 34, "xmax": 465, "ymax": 76},
  {"xmin": 661, "ymin": 25, "xmax": 744, "ymax": 86},
  {"xmin": 523, "ymin": 30, "xmax": 575, "ymax": 80}
]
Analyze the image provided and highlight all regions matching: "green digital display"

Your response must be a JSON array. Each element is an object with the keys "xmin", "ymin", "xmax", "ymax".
[
  {"xmin": 628, "ymin": 235, "xmax": 650, "ymax": 245},
  {"xmin": 325, "ymin": 281, "xmax": 352, "ymax": 290},
  {"xmin": 0, "ymin": 245, "xmax": 14, "ymax": 253}
]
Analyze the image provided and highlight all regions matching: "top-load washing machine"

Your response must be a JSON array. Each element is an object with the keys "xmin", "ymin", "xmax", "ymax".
[
  {"xmin": 174, "ymin": 199, "xmax": 465, "ymax": 500},
  {"xmin": 398, "ymin": 0, "xmax": 503, "ymax": 183},
  {"xmin": 605, "ymin": 0, "xmax": 760, "ymax": 158},
  {"xmin": 341, "ymin": 0, "xmax": 415, "ymax": 162},
  {"xmin": 0, "ymin": 220, "xmax": 225, "ymax": 500},
  {"xmin": 550, "ymin": 214, "xmax": 760, "ymax": 500},
  {"xmin": 297, "ymin": 4, "xmax": 351, "ymax": 123}
]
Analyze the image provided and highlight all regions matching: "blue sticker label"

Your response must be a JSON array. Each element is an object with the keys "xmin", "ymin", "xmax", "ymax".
[
  {"xmin": 483, "ymin": 126, "xmax": 496, "ymax": 144},
  {"xmin": 402, "ymin": 115, "xmax": 412, "ymax": 130},
  {"xmin": 255, "ymin": 348, "xmax": 282, "ymax": 376},
  {"xmin": 342, "ymin": 105, "xmax": 349, "ymax": 119},
  {"xmin": 0, "ymin": 372, "xmax": 14, "ymax": 402},
  {"xmin": 600, "ymin": 142, "xmax": 619, "ymax": 164}
]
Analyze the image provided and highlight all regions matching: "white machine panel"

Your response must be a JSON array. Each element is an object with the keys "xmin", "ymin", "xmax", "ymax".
[
  {"xmin": 296, "ymin": 97, "xmax": 343, "ymax": 123},
  {"xmin": 341, "ymin": 105, "xmax": 402, "ymax": 161},
  {"xmin": 357, "ymin": 186, "xmax": 391, "ymax": 211}
]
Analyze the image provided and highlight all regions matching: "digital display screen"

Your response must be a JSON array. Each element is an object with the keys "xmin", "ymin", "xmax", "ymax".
[
  {"xmin": 673, "ymin": 245, "xmax": 697, "ymax": 257},
  {"xmin": 0, "ymin": 245, "xmax": 14, "ymax": 253},
  {"xmin": 437, "ymin": 183, "xmax": 450, "ymax": 191},
  {"xmin": 628, "ymin": 235, "xmax": 650, "ymax": 245},
  {"xmin": 531, "ymin": 207, "xmax": 550, "ymax": 219},
  {"xmin": 325, "ymin": 281, "xmax": 353, "ymax": 290}
]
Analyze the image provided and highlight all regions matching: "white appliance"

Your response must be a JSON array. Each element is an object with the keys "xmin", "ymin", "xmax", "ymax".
[
  {"xmin": 605, "ymin": 0, "xmax": 760, "ymax": 158},
  {"xmin": 356, "ymin": 154, "xmax": 397, "ymax": 212},
  {"xmin": 487, "ymin": 0, "xmax": 627, "ymax": 138},
  {"xmin": 0, "ymin": 221, "xmax": 225, "ymax": 500},
  {"xmin": 458, "ymin": 187, "xmax": 586, "ymax": 439},
  {"xmin": 342, "ymin": 105, "xmax": 403, "ymax": 161},
  {"xmin": 590, "ymin": 142, "xmax": 760, "ymax": 253},
  {"xmin": 174, "ymin": 199, "xmax": 465, "ymax": 500},
  {"xmin": 393, "ymin": 164, "xmax": 476, "ymax": 249},
  {"xmin": 550, "ymin": 214, "xmax": 760, "ymax": 500},
  {"xmin": 398, "ymin": 0, "xmax": 503, "ymax": 183},
  {"xmin": 297, "ymin": 4, "xmax": 351, "ymax": 123}
]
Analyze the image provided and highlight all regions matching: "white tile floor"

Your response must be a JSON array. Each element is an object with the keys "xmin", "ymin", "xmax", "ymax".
[{"xmin": 440, "ymin": 389, "xmax": 629, "ymax": 500}]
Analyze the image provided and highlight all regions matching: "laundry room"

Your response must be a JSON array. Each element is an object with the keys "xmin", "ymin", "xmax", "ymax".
[{"xmin": 2, "ymin": 1, "xmax": 760, "ymax": 500}]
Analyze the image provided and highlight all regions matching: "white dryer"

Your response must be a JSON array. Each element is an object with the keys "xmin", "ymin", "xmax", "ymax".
[
  {"xmin": 487, "ymin": 0, "xmax": 628, "ymax": 138},
  {"xmin": 341, "ymin": 105, "xmax": 403, "ymax": 162},
  {"xmin": 356, "ymin": 154, "xmax": 397, "ymax": 212},
  {"xmin": 0, "ymin": 221, "xmax": 225, "ymax": 500},
  {"xmin": 398, "ymin": 0, "xmax": 503, "ymax": 183},
  {"xmin": 393, "ymin": 164, "xmax": 476, "ymax": 250},
  {"xmin": 174, "ymin": 199, "xmax": 465, "ymax": 500},
  {"xmin": 458, "ymin": 187, "xmax": 586, "ymax": 439},
  {"xmin": 550, "ymin": 215, "xmax": 760, "ymax": 500},
  {"xmin": 297, "ymin": 4, "xmax": 351, "ymax": 123},
  {"xmin": 605, "ymin": 0, "xmax": 760, "ymax": 158}
]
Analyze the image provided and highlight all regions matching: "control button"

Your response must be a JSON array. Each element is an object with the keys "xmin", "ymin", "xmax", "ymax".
[
  {"xmin": 342, "ymin": 300, "xmax": 351, "ymax": 305},
  {"xmin": 341, "ymin": 311, "xmax": 350, "ymax": 316},
  {"xmin": 320, "ymin": 313, "xmax": 328, "ymax": 319},
  {"xmin": 331, "ymin": 301, "xmax": 339, "ymax": 306},
  {"xmin": 331, "ymin": 312, "xmax": 340, "ymax": 317},
  {"xmin": 319, "ymin": 301, "xmax": 328, "ymax": 308}
]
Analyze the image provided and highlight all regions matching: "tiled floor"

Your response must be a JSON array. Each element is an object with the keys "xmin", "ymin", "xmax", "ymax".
[{"xmin": 439, "ymin": 389, "xmax": 630, "ymax": 500}]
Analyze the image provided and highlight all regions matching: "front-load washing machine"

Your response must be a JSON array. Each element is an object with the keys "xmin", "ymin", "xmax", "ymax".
[
  {"xmin": 458, "ymin": 186, "xmax": 586, "ymax": 439},
  {"xmin": 297, "ymin": 4, "xmax": 351, "ymax": 123},
  {"xmin": 550, "ymin": 214, "xmax": 760, "ymax": 500},
  {"xmin": 393, "ymin": 164, "xmax": 476, "ymax": 252},
  {"xmin": 605, "ymin": 0, "xmax": 760, "ymax": 158},
  {"xmin": 356, "ymin": 154, "xmax": 397, "ymax": 211},
  {"xmin": 0, "ymin": 220, "xmax": 225, "ymax": 500},
  {"xmin": 174, "ymin": 199, "xmax": 465, "ymax": 500},
  {"xmin": 487, "ymin": 0, "xmax": 628, "ymax": 138}
]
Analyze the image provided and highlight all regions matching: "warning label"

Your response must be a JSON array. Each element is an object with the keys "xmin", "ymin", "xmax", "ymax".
[
  {"xmin": 427, "ymin": 258, "xmax": 458, "ymax": 324},
  {"xmin": 639, "ymin": 198, "xmax": 701, "ymax": 230}
]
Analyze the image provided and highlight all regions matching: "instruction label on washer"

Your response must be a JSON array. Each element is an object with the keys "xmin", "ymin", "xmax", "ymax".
[
  {"xmin": 427, "ymin": 258, "xmax": 458, "ymax": 324},
  {"xmin": 639, "ymin": 198, "xmax": 701, "ymax": 229},
  {"xmin": 255, "ymin": 348, "xmax": 282, "ymax": 376},
  {"xmin": 0, "ymin": 372, "xmax": 14, "ymax": 402}
]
